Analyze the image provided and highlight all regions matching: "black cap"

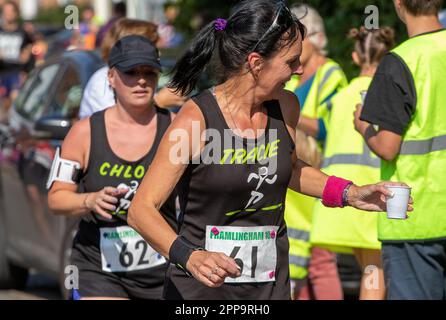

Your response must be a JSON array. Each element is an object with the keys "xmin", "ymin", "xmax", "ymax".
[{"xmin": 108, "ymin": 35, "xmax": 161, "ymax": 72}]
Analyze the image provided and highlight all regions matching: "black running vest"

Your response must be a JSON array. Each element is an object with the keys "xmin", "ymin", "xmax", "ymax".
[
  {"xmin": 80, "ymin": 107, "xmax": 177, "ymax": 228},
  {"xmin": 73, "ymin": 107, "xmax": 177, "ymax": 289},
  {"xmin": 164, "ymin": 89, "xmax": 295, "ymax": 300}
]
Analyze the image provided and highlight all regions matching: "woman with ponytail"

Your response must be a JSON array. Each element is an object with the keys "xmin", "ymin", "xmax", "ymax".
[{"xmin": 128, "ymin": 0, "xmax": 411, "ymax": 300}]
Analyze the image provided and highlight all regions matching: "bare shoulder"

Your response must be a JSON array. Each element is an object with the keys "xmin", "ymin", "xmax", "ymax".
[
  {"xmin": 61, "ymin": 117, "xmax": 91, "ymax": 168},
  {"xmin": 168, "ymin": 97, "xmax": 205, "ymax": 132},
  {"xmin": 146, "ymin": 97, "xmax": 207, "ymax": 171},
  {"xmin": 277, "ymin": 89, "xmax": 300, "ymax": 129}
]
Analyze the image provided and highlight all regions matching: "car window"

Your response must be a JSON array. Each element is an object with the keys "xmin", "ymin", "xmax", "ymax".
[
  {"xmin": 46, "ymin": 63, "xmax": 82, "ymax": 119},
  {"xmin": 14, "ymin": 63, "xmax": 61, "ymax": 121}
]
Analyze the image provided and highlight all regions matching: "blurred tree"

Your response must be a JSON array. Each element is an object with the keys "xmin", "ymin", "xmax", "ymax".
[
  {"xmin": 173, "ymin": 0, "xmax": 444, "ymax": 79},
  {"xmin": 32, "ymin": 6, "xmax": 67, "ymax": 25},
  {"xmin": 174, "ymin": 0, "xmax": 239, "ymax": 34},
  {"xmin": 290, "ymin": 0, "xmax": 408, "ymax": 78}
]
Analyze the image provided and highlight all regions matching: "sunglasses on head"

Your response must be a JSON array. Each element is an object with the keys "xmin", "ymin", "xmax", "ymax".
[{"xmin": 250, "ymin": 1, "xmax": 293, "ymax": 53}]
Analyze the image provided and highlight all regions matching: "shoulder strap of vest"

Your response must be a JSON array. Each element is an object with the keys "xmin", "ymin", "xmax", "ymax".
[
  {"xmin": 265, "ymin": 100, "xmax": 296, "ymax": 150},
  {"xmin": 155, "ymin": 106, "xmax": 171, "ymax": 129},
  {"xmin": 191, "ymin": 89, "xmax": 227, "ymax": 131},
  {"xmin": 264, "ymin": 100, "xmax": 282, "ymax": 121},
  {"xmin": 88, "ymin": 110, "xmax": 108, "ymax": 162},
  {"xmin": 317, "ymin": 60, "xmax": 343, "ymax": 90},
  {"xmin": 153, "ymin": 106, "xmax": 171, "ymax": 146},
  {"xmin": 392, "ymin": 29, "xmax": 446, "ymax": 56}
]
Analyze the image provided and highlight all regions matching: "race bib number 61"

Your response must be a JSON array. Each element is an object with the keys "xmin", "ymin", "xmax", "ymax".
[{"xmin": 205, "ymin": 225, "xmax": 279, "ymax": 283}]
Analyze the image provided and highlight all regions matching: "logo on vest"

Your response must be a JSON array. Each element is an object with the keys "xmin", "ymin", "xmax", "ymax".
[
  {"xmin": 225, "ymin": 166, "xmax": 282, "ymax": 217},
  {"xmin": 114, "ymin": 181, "xmax": 139, "ymax": 216}
]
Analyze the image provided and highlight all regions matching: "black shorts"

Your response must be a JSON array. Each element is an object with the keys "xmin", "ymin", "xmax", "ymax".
[{"xmin": 70, "ymin": 221, "xmax": 167, "ymax": 300}]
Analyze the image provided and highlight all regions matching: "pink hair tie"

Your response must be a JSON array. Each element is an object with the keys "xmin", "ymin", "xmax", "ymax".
[{"xmin": 322, "ymin": 176, "xmax": 353, "ymax": 208}]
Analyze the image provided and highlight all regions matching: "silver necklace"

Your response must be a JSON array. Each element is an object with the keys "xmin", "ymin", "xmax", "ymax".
[{"xmin": 222, "ymin": 84, "xmax": 265, "ymax": 137}]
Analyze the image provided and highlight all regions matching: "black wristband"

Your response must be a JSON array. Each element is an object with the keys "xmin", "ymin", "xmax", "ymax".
[{"xmin": 169, "ymin": 236, "xmax": 203, "ymax": 277}]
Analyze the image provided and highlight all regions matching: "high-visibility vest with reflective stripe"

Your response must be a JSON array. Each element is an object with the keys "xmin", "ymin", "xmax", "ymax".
[
  {"xmin": 310, "ymin": 77, "xmax": 381, "ymax": 253},
  {"xmin": 285, "ymin": 189, "xmax": 314, "ymax": 279},
  {"xmin": 284, "ymin": 59, "xmax": 347, "ymax": 279},
  {"xmin": 285, "ymin": 59, "xmax": 348, "ymax": 120},
  {"xmin": 379, "ymin": 30, "xmax": 446, "ymax": 241}
]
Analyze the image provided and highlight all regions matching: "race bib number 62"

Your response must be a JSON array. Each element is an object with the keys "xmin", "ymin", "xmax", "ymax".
[
  {"xmin": 100, "ymin": 226, "xmax": 166, "ymax": 272},
  {"xmin": 205, "ymin": 225, "xmax": 279, "ymax": 283}
]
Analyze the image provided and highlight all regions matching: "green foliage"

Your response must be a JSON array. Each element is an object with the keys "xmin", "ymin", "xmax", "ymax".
[
  {"xmin": 174, "ymin": 0, "xmax": 239, "ymax": 34},
  {"xmin": 31, "ymin": 4, "xmax": 93, "ymax": 28},
  {"xmin": 173, "ymin": 0, "xmax": 412, "ymax": 79},
  {"xmin": 32, "ymin": 6, "xmax": 67, "ymax": 25},
  {"xmin": 289, "ymin": 0, "xmax": 408, "ymax": 79}
]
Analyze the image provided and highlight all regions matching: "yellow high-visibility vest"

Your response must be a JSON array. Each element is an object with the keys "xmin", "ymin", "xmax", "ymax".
[
  {"xmin": 310, "ymin": 77, "xmax": 381, "ymax": 254},
  {"xmin": 379, "ymin": 30, "xmax": 446, "ymax": 241}
]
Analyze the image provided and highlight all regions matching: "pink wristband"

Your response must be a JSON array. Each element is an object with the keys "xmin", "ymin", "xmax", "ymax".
[{"xmin": 322, "ymin": 176, "xmax": 353, "ymax": 208}]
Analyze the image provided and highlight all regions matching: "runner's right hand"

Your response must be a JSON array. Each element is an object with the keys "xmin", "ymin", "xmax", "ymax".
[
  {"xmin": 186, "ymin": 250, "xmax": 241, "ymax": 288},
  {"xmin": 84, "ymin": 187, "xmax": 129, "ymax": 220}
]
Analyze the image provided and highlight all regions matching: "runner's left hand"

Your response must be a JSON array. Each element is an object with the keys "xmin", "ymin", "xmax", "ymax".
[
  {"xmin": 347, "ymin": 182, "xmax": 414, "ymax": 212},
  {"xmin": 186, "ymin": 250, "xmax": 241, "ymax": 288}
]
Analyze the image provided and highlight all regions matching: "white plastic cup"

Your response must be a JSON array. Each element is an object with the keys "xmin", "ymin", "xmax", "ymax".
[
  {"xmin": 360, "ymin": 90, "xmax": 367, "ymax": 104},
  {"xmin": 385, "ymin": 185, "xmax": 411, "ymax": 220}
]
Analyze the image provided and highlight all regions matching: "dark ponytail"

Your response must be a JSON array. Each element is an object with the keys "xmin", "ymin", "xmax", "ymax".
[
  {"xmin": 168, "ymin": 0, "xmax": 306, "ymax": 96},
  {"xmin": 168, "ymin": 22, "xmax": 219, "ymax": 96}
]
